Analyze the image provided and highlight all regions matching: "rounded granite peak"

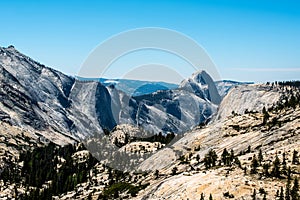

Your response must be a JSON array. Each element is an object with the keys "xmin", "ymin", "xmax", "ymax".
[{"xmin": 179, "ymin": 70, "xmax": 221, "ymax": 105}]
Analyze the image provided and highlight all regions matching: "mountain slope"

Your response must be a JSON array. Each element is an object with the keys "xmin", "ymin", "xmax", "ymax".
[
  {"xmin": 1, "ymin": 62, "xmax": 300, "ymax": 200},
  {"xmin": 0, "ymin": 46, "xmax": 220, "ymax": 140},
  {"xmin": 179, "ymin": 70, "xmax": 221, "ymax": 105},
  {"xmin": 0, "ymin": 46, "xmax": 77, "ymax": 140},
  {"xmin": 214, "ymin": 80, "xmax": 254, "ymax": 98},
  {"xmin": 215, "ymin": 84, "xmax": 283, "ymax": 121},
  {"xmin": 133, "ymin": 84, "xmax": 300, "ymax": 200},
  {"xmin": 137, "ymin": 84, "xmax": 287, "ymax": 171}
]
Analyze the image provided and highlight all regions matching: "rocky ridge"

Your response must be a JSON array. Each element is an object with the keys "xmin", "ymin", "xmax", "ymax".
[{"xmin": 0, "ymin": 46, "xmax": 219, "ymax": 139}]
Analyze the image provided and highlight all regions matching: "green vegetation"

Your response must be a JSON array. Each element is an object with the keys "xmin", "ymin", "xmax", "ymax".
[
  {"xmin": 262, "ymin": 107, "xmax": 270, "ymax": 125},
  {"xmin": 100, "ymin": 182, "xmax": 149, "ymax": 198},
  {"xmin": 252, "ymin": 189, "xmax": 256, "ymax": 200},
  {"xmin": 291, "ymin": 178, "xmax": 299, "ymax": 200},
  {"xmin": 0, "ymin": 142, "xmax": 149, "ymax": 199},
  {"xmin": 114, "ymin": 132, "xmax": 176, "ymax": 147},
  {"xmin": 271, "ymin": 154, "xmax": 281, "ymax": 178},
  {"xmin": 204, "ymin": 149, "xmax": 218, "ymax": 169},
  {"xmin": 250, "ymin": 154, "xmax": 259, "ymax": 174},
  {"xmin": 292, "ymin": 150, "xmax": 299, "ymax": 165}
]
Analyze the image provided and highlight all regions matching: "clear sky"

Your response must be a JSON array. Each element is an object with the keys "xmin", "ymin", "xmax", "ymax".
[{"xmin": 1, "ymin": 0, "xmax": 300, "ymax": 83}]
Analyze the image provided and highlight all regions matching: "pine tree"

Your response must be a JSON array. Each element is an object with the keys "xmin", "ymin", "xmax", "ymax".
[
  {"xmin": 280, "ymin": 186, "xmax": 285, "ymax": 200},
  {"xmin": 271, "ymin": 154, "xmax": 281, "ymax": 178},
  {"xmin": 287, "ymin": 167, "xmax": 292, "ymax": 181},
  {"xmin": 172, "ymin": 167, "xmax": 177, "ymax": 175},
  {"xmin": 204, "ymin": 155, "xmax": 211, "ymax": 169},
  {"xmin": 251, "ymin": 154, "xmax": 259, "ymax": 174},
  {"xmin": 222, "ymin": 148, "xmax": 230, "ymax": 166},
  {"xmin": 210, "ymin": 149, "xmax": 218, "ymax": 167},
  {"xmin": 234, "ymin": 157, "xmax": 242, "ymax": 168},
  {"xmin": 204, "ymin": 149, "xmax": 218, "ymax": 169},
  {"xmin": 289, "ymin": 94, "xmax": 297, "ymax": 109},
  {"xmin": 263, "ymin": 194, "xmax": 267, "ymax": 200},
  {"xmin": 258, "ymin": 149, "xmax": 264, "ymax": 165},
  {"xmin": 282, "ymin": 152, "xmax": 287, "ymax": 175},
  {"xmin": 247, "ymin": 145, "xmax": 251, "ymax": 153},
  {"xmin": 276, "ymin": 189, "xmax": 280, "ymax": 198},
  {"xmin": 262, "ymin": 107, "xmax": 270, "ymax": 125},
  {"xmin": 286, "ymin": 178, "xmax": 291, "ymax": 200},
  {"xmin": 230, "ymin": 149, "xmax": 235, "ymax": 164},
  {"xmin": 209, "ymin": 193, "xmax": 213, "ymax": 200},
  {"xmin": 263, "ymin": 163, "xmax": 270, "ymax": 177},
  {"xmin": 292, "ymin": 150, "xmax": 299, "ymax": 165},
  {"xmin": 252, "ymin": 189, "xmax": 257, "ymax": 200},
  {"xmin": 244, "ymin": 166, "xmax": 247, "ymax": 175},
  {"xmin": 154, "ymin": 170, "xmax": 159, "ymax": 179},
  {"xmin": 291, "ymin": 177, "xmax": 299, "ymax": 200},
  {"xmin": 200, "ymin": 193, "xmax": 205, "ymax": 200}
]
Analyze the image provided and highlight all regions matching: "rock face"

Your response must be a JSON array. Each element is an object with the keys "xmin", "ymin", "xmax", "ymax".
[
  {"xmin": 214, "ymin": 80, "xmax": 254, "ymax": 98},
  {"xmin": 179, "ymin": 70, "xmax": 221, "ymax": 105},
  {"xmin": 133, "ymin": 85, "xmax": 300, "ymax": 200},
  {"xmin": 109, "ymin": 124, "xmax": 146, "ymax": 145},
  {"xmin": 131, "ymin": 89, "xmax": 217, "ymax": 134},
  {"xmin": 1, "ymin": 47, "xmax": 299, "ymax": 200},
  {"xmin": 39, "ymin": 83, "xmax": 298, "ymax": 200},
  {"xmin": 137, "ymin": 84, "xmax": 290, "ymax": 172},
  {"xmin": 0, "ymin": 46, "xmax": 75, "ymax": 135},
  {"xmin": 0, "ymin": 46, "xmax": 219, "ymax": 139},
  {"xmin": 215, "ymin": 84, "xmax": 283, "ymax": 121}
]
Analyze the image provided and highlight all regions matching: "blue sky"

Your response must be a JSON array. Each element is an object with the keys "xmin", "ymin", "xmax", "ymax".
[{"xmin": 1, "ymin": 0, "xmax": 300, "ymax": 82}]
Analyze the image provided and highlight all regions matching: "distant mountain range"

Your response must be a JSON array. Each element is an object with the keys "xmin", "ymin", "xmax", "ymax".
[
  {"xmin": 77, "ymin": 77, "xmax": 178, "ymax": 97},
  {"xmin": 215, "ymin": 80, "xmax": 254, "ymax": 97},
  {"xmin": 2, "ymin": 46, "xmax": 298, "ymax": 200},
  {"xmin": 0, "ymin": 45, "xmax": 247, "ymax": 141},
  {"xmin": 77, "ymin": 77, "xmax": 252, "ymax": 98}
]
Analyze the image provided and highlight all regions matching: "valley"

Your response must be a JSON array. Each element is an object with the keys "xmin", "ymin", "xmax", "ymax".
[{"xmin": 0, "ymin": 46, "xmax": 299, "ymax": 200}]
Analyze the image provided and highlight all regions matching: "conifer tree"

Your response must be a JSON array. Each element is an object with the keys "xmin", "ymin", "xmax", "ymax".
[
  {"xmin": 263, "ymin": 194, "xmax": 267, "ymax": 200},
  {"xmin": 252, "ymin": 189, "xmax": 257, "ymax": 200},
  {"xmin": 271, "ymin": 154, "xmax": 281, "ymax": 178},
  {"xmin": 251, "ymin": 155, "xmax": 259, "ymax": 174},
  {"xmin": 210, "ymin": 149, "xmax": 218, "ymax": 167},
  {"xmin": 276, "ymin": 189, "xmax": 280, "ymax": 198},
  {"xmin": 291, "ymin": 177, "xmax": 299, "ymax": 200},
  {"xmin": 280, "ymin": 186, "xmax": 285, "ymax": 200},
  {"xmin": 262, "ymin": 107, "xmax": 270, "ymax": 125},
  {"xmin": 200, "ymin": 193, "xmax": 205, "ymax": 200},
  {"xmin": 247, "ymin": 145, "xmax": 251, "ymax": 153},
  {"xmin": 292, "ymin": 150, "xmax": 299, "ymax": 165},
  {"xmin": 230, "ymin": 149, "xmax": 235, "ymax": 164},
  {"xmin": 196, "ymin": 154, "xmax": 200, "ymax": 163},
  {"xmin": 204, "ymin": 149, "xmax": 218, "ymax": 169},
  {"xmin": 287, "ymin": 167, "xmax": 292, "ymax": 181},
  {"xmin": 222, "ymin": 148, "xmax": 230, "ymax": 166},
  {"xmin": 234, "ymin": 157, "xmax": 241, "ymax": 168},
  {"xmin": 282, "ymin": 152, "xmax": 287, "ymax": 175},
  {"xmin": 244, "ymin": 166, "xmax": 247, "ymax": 175},
  {"xmin": 204, "ymin": 155, "xmax": 211, "ymax": 169},
  {"xmin": 154, "ymin": 170, "xmax": 159, "ymax": 179},
  {"xmin": 172, "ymin": 167, "xmax": 177, "ymax": 175},
  {"xmin": 263, "ymin": 163, "xmax": 270, "ymax": 177},
  {"xmin": 258, "ymin": 149, "xmax": 263, "ymax": 165},
  {"xmin": 286, "ymin": 178, "xmax": 291, "ymax": 200}
]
